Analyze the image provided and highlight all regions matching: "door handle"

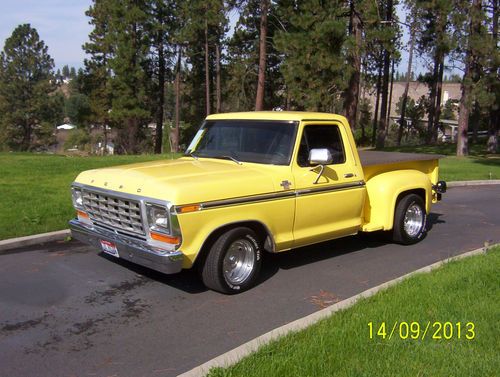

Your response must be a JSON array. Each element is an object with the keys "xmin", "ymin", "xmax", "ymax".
[{"xmin": 344, "ymin": 173, "xmax": 355, "ymax": 178}]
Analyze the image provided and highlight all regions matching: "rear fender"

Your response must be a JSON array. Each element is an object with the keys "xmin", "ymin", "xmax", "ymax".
[{"xmin": 362, "ymin": 170, "xmax": 432, "ymax": 231}]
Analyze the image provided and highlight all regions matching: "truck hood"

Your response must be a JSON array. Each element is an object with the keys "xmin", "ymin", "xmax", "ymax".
[{"xmin": 74, "ymin": 157, "xmax": 278, "ymax": 205}]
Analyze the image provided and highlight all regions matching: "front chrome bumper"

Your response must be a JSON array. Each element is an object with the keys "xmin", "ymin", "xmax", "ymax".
[{"xmin": 69, "ymin": 219, "xmax": 183, "ymax": 274}]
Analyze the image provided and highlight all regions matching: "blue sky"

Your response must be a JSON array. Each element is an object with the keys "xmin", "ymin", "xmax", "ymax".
[{"xmin": 0, "ymin": 0, "xmax": 92, "ymax": 70}]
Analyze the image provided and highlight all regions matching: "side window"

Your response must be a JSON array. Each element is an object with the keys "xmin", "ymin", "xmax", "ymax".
[{"xmin": 297, "ymin": 125, "xmax": 346, "ymax": 167}]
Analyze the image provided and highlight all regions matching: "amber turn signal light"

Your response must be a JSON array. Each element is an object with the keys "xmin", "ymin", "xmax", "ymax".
[
  {"xmin": 150, "ymin": 231, "xmax": 180, "ymax": 244},
  {"xmin": 77, "ymin": 210, "xmax": 89, "ymax": 219},
  {"xmin": 178, "ymin": 204, "xmax": 201, "ymax": 213}
]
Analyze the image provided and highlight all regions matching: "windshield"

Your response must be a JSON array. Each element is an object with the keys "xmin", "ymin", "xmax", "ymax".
[{"xmin": 186, "ymin": 120, "xmax": 298, "ymax": 165}]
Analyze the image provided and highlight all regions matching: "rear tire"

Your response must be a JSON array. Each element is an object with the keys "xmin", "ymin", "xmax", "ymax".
[
  {"xmin": 201, "ymin": 227, "xmax": 262, "ymax": 294},
  {"xmin": 392, "ymin": 194, "xmax": 427, "ymax": 245}
]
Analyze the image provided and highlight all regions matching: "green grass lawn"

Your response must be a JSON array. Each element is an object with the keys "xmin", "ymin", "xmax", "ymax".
[
  {"xmin": 207, "ymin": 246, "xmax": 500, "ymax": 377},
  {"xmin": 0, "ymin": 152, "xmax": 181, "ymax": 240},
  {"xmin": 380, "ymin": 143, "xmax": 500, "ymax": 181},
  {"xmin": 0, "ymin": 144, "xmax": 498, "ymax": 240}
]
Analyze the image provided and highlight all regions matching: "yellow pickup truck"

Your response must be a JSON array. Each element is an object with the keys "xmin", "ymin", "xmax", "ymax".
[{"xmin": 69, "ymin": 111, "xmax": 446, "ymax": 293}]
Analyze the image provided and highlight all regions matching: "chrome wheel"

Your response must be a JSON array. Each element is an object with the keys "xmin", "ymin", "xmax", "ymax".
[
  {"xmin": 223, "ymin": 239, "xmax": 256, "ymax": 286},
  {"xmin": 403, "ymin": 203, "xmax": 424, "ymax": 237}
]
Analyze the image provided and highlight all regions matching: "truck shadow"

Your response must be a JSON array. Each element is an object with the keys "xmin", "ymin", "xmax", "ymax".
[
  {"xmin": 99, "ymin": 253, "xmax": 208, "ymax": 294},
  {"xmin": 99, "ymin": 211, "xmax": 445, "ymax": 294},
  {"xmin": 259, "ymin": 211, "xmax": 445, "ymax": 282}
]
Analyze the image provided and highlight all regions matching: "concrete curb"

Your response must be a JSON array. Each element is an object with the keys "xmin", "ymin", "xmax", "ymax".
[
  {"xmin": 447, "ymin": 179, "xmax": 500, "ymax": 187},
  {"xmin": 177, "ymin": 244, "xmax": 497, "ymax": 377},
  {"xmin": 0, "ymin": 229, "xmax": 70, "ymax": 252},
  {"xmin": 0, "ymin": 180, "xmax": 498, "ymax": 253}
]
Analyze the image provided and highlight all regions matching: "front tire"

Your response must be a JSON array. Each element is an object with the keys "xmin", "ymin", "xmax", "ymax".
[
  {"xmin": 201, "ymin": 227, "xmax": 262, "ymax": 294},
  {"xmin": 392, "ymin": 194, "xmax": 427, "ymax": 245}
]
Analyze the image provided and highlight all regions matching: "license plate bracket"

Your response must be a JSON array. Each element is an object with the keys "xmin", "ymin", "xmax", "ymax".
[{"xmin": 100, "ymin": 240, "xmax": 119, "ymax": 257}]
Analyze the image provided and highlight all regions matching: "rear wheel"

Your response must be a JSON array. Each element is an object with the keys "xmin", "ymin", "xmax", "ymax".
[
  {"xmin": 201, "ymin": 227, "xmax": 262, "ymax": 294},
  {"xmin": 392, "ymin": 194, "xmax": 427, "ymax": 245}
]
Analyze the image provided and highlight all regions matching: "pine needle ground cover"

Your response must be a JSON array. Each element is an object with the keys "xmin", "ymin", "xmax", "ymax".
[
  {"xmin": 0, "ymin": 153, "xmax": 180, "ymax": 240},
  {"xmin": 208, "ymin": 246, "xmax": 500, "ymax": 377}
]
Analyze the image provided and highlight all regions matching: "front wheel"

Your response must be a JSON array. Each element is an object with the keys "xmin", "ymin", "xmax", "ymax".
[
  {"xmin": 392, "ymin": 194, "xmax": 427, "ymax": 245},
  {"xmin": 201, "ymin": 227, "xmax": 262, "ymax": 294}
]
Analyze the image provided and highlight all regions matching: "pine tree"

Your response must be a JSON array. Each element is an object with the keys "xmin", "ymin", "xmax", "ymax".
[
  {"xmin": 344, "ymin": 0, "xmax": 363, "ymax": 130},
  {"xmin": 147, "ymin": 0, "xmax": 178, "ymax": 153},
  {"xmin": 107, "ymin": 0, "xmax": 151, "ymax": 154},
  {"xmin": 486, "ymin": 0, "xmax": 499, "ymax": 153},
  {"xmin": 416, "ymin": 0, "xmax": 454, "ymax": 144},
  {"xmin": 456, "ymin": 0, "xmax": 492, "ymax": 156},
  {"xmin": 274, "ymin": 0, "xmax": 350, "ymax": 112},
  {"xmin": 398, "ymin": 0, "xmax": 420, "ymax": 145},
  {"xmin": 255, "ymin": 0, "xmax": 269, "ymax": 110},
  {"xmin": 226, "ymin": 0, "xmax": 283, "ymax": 111},
  {"xmin": 83, "ymin": 0, "xmax": 114, "ymax": 153},
  {"xmin": 376, "ymin": 0, "xmax": 399, "ymax": 148},
  {"xmin": 0, "ymin": 24, "xmax": 59, "ymax": 151}
]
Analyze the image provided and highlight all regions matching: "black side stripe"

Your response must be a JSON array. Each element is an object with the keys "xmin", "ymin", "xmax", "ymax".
[{"xmin": 190, "ymin": 181, "xmax": 366, "ymax": 211}]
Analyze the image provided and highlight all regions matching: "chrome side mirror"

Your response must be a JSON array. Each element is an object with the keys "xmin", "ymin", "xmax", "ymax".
[
  {"xmin": 308, "ymin": 148, "xmax": 333, "ymax": 165},
  {"xmin": 308, "ymin": 148, "xmax": 332, "ymax": 184}
]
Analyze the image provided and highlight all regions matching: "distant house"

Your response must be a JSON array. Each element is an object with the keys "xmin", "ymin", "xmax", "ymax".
[{"xmin": 363, "ymin": 82, "xmax": 461, "ymax": 122}]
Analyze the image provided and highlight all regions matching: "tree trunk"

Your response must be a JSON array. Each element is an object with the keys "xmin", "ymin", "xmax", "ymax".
[
  {"xmin": 398, "ymin": 21, "xmax": 416, "ymax": 146},
  {"xmin": 386, "ymin": 58, "xmax": 395, "ymax": 125},
  {"xmin": 255, "ymin": 0, "xmax": 269, "ymax": 111},
  {"xmin": 470, "ymin": 102, "xmax": 480, "ymax": 144},
  {"xmin": 457, "ymin": 0, "xmax": 481, "ymax": 156},
  {"xmin": 22, "ymin": 121, "xmax": 31, "ymax": 151},
  {"xmin": 433, "ymin": 61, "xmax": 444, "ymax": 143},
  {"xmin": 427, "ymin": 55, "xmax": 439, "ymax": 143},
  {"xmin": 487, "ymin": 0, "xmax": 499, "ymax": 153},
  {"xmin": 204, "ymin": 18, "xmax": 211, "ymax": 116},
  {"xmin": 215, "ymin": 43, "xmax": 222, "ymax": 113},
  {"xmin": 127, "ymin": 118, "xmax": 139, "ymax": 154},
  {"xmin": 376, "ymin": 0, "xmax": 393, "ymax": 149},
  {"xmin": 344, "ymin": 0, "xmax": 362, "ymax": 131},
  {"xmin": 173, "ymin": 46, "xmax": 182, "ymax": 153},
  {"xmin": 372, "ymin": 63, "xmax": 383, "ymax": 146},
  {"xmin": 457, "ymin": 78, "xmax": 471, "ymax": 157},
  {"xmin": 154, "ymin": 42, "xmax": 165, "ymax": 154}
]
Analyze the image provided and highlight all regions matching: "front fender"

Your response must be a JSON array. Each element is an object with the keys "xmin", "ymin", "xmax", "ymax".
[{"xmin": 362, "ymin": 169, "xmax": 432, "ymax": 231}]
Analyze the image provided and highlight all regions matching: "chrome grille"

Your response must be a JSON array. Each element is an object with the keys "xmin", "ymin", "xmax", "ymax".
[{"xmin": 82, "ymin": 189, "xmax": 145, "ymax": 236}]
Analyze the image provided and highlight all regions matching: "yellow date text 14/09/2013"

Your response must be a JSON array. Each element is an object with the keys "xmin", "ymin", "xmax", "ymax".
[{"xmin": 367, "ymin": 321, "xmax": 475, "ymax": 341}]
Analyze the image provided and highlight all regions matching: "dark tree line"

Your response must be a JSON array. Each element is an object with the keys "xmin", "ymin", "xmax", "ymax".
[{"xmin": 0, "ymin": 0, "xmax": 498, "ymax": 155}]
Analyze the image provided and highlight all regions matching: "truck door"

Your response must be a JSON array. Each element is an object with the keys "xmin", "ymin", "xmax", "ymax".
[{"xmin": 292, "ymin": 121, "xmax": 365, "ymax": 247}]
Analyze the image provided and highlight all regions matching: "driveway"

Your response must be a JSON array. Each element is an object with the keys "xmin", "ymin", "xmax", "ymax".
[{"xmin": 0, "ymin": 185, "xmax": 499, "ymax": 377}]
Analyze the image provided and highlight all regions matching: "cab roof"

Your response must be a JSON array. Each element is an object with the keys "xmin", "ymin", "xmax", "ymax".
[{"xmin": 206, "ymin": 111, "xmax": 347, "ymax": 123}]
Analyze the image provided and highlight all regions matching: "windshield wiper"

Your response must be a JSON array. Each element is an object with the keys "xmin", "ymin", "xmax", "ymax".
[{"xmin": 213, "ymin": 155, "xmax": 242, "ymax": 165}]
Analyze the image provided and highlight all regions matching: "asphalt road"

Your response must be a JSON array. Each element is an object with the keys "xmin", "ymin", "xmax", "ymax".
[{"xmin": 0, "ymin": 185, "xmax": 499, "ymax": 377}]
